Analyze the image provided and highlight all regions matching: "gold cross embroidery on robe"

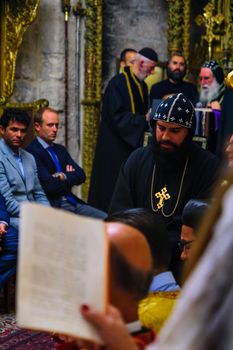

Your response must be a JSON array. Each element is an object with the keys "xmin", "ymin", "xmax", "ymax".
[{"xmin": 155, "ymin": 186, "xmax": 171, "ymax": 209}]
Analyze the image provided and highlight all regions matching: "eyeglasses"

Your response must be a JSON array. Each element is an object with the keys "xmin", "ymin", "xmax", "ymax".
[{"xmin": 178, "ymin": 239, "xmax": 194, "ymax": 251}]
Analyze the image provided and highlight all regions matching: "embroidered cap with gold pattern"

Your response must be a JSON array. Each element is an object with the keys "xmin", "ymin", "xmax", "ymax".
[{"xmin": 152, "ymin": 93, "xmax": 195, "ymax": 131}]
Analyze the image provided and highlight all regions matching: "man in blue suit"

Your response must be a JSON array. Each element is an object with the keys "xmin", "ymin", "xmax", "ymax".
[
  {"xmin": 0, "ymin": 109, "xmax": 50, "ymax": 230},
  {"xmin": 0, "ymin": 193, "xmax": 18, "ymax": 288},
  {"xmin": 27, "ymin": 107, "xmax": 106, "ymax": 219}
]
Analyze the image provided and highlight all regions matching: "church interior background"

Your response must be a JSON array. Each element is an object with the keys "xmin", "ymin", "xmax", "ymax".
[{"xmin": 0, "ymin": 0, "xmax": 232, "ymax": 200}]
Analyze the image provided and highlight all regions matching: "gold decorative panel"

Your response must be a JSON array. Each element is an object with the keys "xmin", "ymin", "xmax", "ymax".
[
  {"xmin": 167, "ymin": 0, "xmax": 233, "ymax": 80},
  {"xmin": 81, "ymin": 0, "xmax": 103, "ymax": 201},
  {"xmin": 0, "ymin": 0, "xmax": 39, "ymax": 105}
]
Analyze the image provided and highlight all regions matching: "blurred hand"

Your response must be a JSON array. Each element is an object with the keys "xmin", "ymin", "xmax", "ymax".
[
  {"xmin": 0, "ymin": 222, "xmax": 8, "ymax": 236},
  {"xmin": 208, "ymin": 100, "xmax": 221, "ymax": 110},
  {"xmin": 66, "ymin": 165, "xmax": 75, "ymax": 172},
  {"xmin": 52, "ymin": 172, "xmax": 66, "ymax": 181},
  {"xmin": 79, "ymin": 304, "xmax": 138, "ymax": 350}
]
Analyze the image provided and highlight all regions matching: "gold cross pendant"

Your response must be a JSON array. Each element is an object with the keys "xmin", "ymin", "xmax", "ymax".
[{"xmin": 155, "ymin": 186, "xmax": 171, "ymax": 209}]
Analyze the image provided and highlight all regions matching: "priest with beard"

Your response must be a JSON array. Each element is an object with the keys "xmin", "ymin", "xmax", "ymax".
[
  {"xmin": 150, "ymin": 52, "xmax": 198, "ymax": 105},
  {"xmin": 199, "ymin": 60, "xmax": 225, "ymax": 154},
  {"xmin": 109, "ymin": 93, "xmax": 220, "ymax": 279},
  {"xmin": 199, "ymin": 60, "xmax": 225, "ymax": 110}
]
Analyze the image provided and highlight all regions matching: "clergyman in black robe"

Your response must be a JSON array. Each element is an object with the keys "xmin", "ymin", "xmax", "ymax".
[
  {"xmin": 88, "ymin": 48, "xmax": 158, "ymax": 212},
  {"xmin": 110, "ymin": 93, "xmax": 220, "ymax": 279}
]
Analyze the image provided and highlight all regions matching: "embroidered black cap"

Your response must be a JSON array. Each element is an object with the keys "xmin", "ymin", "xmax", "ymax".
[
  {"xmin": 138, "ymin": 48, "xmax": 158, "ymax": 62},
  {"xmin": 152, "ymin": 93, "xmax": 195, "ymax": 130},
  {"xmin": 202, "ymin": 60, "xmax": 224, "ymax": 85}
]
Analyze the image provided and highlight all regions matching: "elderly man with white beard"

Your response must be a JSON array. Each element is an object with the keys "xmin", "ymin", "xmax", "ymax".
[{"xmin": 199, "ymin": 60, "xmax": 225, "ymax": 110}]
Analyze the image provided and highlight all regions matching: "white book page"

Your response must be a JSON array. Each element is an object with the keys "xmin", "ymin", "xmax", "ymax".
[{"xmin": 17, "ymin": 203, "xmax": 108, "ymax": 344}]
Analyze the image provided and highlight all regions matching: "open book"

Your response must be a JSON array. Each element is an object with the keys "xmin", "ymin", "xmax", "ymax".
[{"xmin": 17, "ymin": 203, "xmax": 109, "ymax": 344}]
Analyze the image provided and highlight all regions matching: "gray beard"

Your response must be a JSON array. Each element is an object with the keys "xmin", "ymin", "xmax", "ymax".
[{"xmin": 199, "ymin": 79, "xmax": 220, "ymax": 107}]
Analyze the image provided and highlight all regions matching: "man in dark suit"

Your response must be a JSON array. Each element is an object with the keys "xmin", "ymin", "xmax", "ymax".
[
  {"xmin": 0, "ymin": 193, "xmax": 18, "ymax": 288},
  {"xmin": 27, "ymin": 107, "xmax": 106, "ymax": 219}
]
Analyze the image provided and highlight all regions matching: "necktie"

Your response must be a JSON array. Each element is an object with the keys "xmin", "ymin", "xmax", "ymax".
[
  {"xmin": 47, "ymin": 146, "xmax": 77, "ymax": 206},
  {"xmin": 14, "ymin": 155, "xmax": 25, "ymax": 179}
]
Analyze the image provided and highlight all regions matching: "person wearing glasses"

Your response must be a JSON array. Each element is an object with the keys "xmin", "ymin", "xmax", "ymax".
[{"xmin": 179, "ymin": 199, "xmax": 209, "ymax": 261}]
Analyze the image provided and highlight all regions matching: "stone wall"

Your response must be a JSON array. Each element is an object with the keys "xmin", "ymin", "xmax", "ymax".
[
  {"xmin": 13, "ymin": 1, "xmax": 78, "ymax": 151},
  {"xmin": 103, "ymin": 0, "xmax": 168, "ymax": 84},
  {"xmin": 11, "ymin": 0, "xmax": 168, "ymax": 163}
]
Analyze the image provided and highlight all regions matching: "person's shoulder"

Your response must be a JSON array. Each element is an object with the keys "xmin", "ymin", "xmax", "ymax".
[
  {"xmin": 103, "ymin": 73, "xmax": 125, "ymax": 96},
  {"xmin": 190, "ymin": 143, "xmax": 220, "ymax": 164},
  {"xmin": 125, "ymin": 146, "xmax": 153, "ymax": 164},
  {"xmin": 151, "ymin": 79, "xmax": 167, "ymax": 90},
  {"xmin": 21, "ymin": 148, "xmax": 37, "ymax": 162},
  {"xmin": 108, "ymin": 72, "xmax": 125, "ymax": 86},
  {"xmin": 27, "ymin": 137, "xmax": 39, "ymax": 150},
  {"xmin": 53, "ymin": 142, "xmax": 67, "ymax": 152},
  {"xmin": 0, "ymin": 139, "xmax": 9, "ymax": 155},
  {"xmin": 182, "ymin": 80, "xmax": 198, "ymax": 90}
]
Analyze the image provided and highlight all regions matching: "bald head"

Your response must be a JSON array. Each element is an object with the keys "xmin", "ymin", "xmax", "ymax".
[
  {"xmin": 105, "ymin": 222, "xmax": 152, "ymax": 271},
  {"xmin": 105, "ymin": 222, "xmax": 153, "ymax": 322}
]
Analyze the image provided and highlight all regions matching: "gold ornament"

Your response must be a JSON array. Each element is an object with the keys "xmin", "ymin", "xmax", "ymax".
[
  {"xmin": 155, "ymin": 186, "xmax": 171, "ymax": 209},
  {"xmin": 139, "ymin": 291, "xmax": 180, "ymax": 333}
]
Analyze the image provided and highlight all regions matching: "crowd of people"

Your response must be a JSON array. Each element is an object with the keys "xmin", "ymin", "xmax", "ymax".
[{"xmin": 0, "ymin": 46, "xmax": 233, "ymax": 350}]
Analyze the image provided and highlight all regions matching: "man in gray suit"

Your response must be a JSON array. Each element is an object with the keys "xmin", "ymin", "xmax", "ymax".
[{"xmin": 0, "ymin": 108, "xmax": 49, "ymax": 230}]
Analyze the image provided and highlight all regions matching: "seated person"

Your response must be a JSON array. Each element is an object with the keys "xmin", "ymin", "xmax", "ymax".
[
  {"xmin": 27, "ymin": 107, "xmax": 106, "ymax": 219},
  {"xmin": 62, "ymin": 174, "xmax": 233, "ymax": 350},
  {"xmin": 106, "ymin": 208, "xmax": 180, "ymax": 334},
  {"xmin": 0, "ymin": 193, "xmax": 18, "ymax": 288},
  {"xmin": 0, "ymin": 108, "xmax": 49, "ymax": 231},
  {"xmin": 57, "ymin": 216, "xmax": 154, "ymax": 349},
  {"xmin": 179, "ymin": 199, "xmax": 209, "ymax": 261}
]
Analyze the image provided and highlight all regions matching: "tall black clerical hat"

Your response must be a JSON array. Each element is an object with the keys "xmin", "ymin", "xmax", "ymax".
[
  {"xmin": 138, "ymin": 47, "xmax": 158, "ymax": 62},
  {"xmin": 151, "ymin": 93, "xmax": 195, "ymax": 130},
  {"xmin": 202, "ymin": 60, "xmax": 224, "ymax": 85}
]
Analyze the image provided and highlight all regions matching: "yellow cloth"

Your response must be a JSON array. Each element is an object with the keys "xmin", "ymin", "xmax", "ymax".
[
  {"xmin": 138, "ymin": 291, "xmax": 180, "ymax": 334},
  {"xmin": 145, "ymin": 67, "xmax": 163, "ymax": 93}
]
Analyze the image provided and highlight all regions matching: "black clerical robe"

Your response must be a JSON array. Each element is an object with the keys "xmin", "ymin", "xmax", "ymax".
[
  {"xmin": 110, "ymin": 142, "xmax": 220, "ymax": 241},
  {"xmin": 110, "ymin": 142, "xmax": 220, "ymax": 278},
  {"xmin": 217, "ymin": 87, "xmax": 233, "ymax": 156},
  {"xmin": 88, "ymin": 67, "xmax": 149, "ymax": 212},
  {"xmin": 150, "ymin": 79, "xmax": 199, "ymax": 106}
]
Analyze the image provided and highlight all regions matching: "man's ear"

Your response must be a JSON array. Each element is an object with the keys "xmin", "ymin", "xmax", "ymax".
[
  {"xmin": 0, "ymin": 125, "xmax": 5, "ymax": 136},
  {"xmin": 34, "ymin": 122, "xmax": 41, "ymax": 133},
  {"xmin": 139, "ymin": 60, "xmax": 144, "ymax": 69}
]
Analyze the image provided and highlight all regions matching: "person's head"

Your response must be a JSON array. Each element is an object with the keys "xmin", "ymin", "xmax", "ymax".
[
  {"xmin": 34, "ymin": 107, "xmax": 59, "ymax": 144},
  {"xmin": 151, "ymin": 93, "xmax": 195, "ymax": 158},
  {"xmin": 119, "ymin": 48, "xmax": 137, "ymax": 68},
  {"xmin": 199, "ymin": 60, "xmax": 224, "ymax": 105},
  {"xmin": 132, "ymin": 47, "xmax": 158, "ymax": 81},
  {"xmin": 225, "ymin": 134, "xmax": 233, "ymax": 170},
  {"xmin": 106, "ymin": 208, "xmax": 171, "ymax": 274},
  {"xmin": 167, "ymin": 52, "xmax": 187, "ymax": 83},
  {"xmin": 0, "ymin": 108, "xmax": 31, "ymax": 152},
  {"xmin": 180, "ymin": 200, "xmax": 209, "ymax": 261},
  {"xmin": 104, "ymin": 219, "xmax": 153, "ymax": 322}
]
